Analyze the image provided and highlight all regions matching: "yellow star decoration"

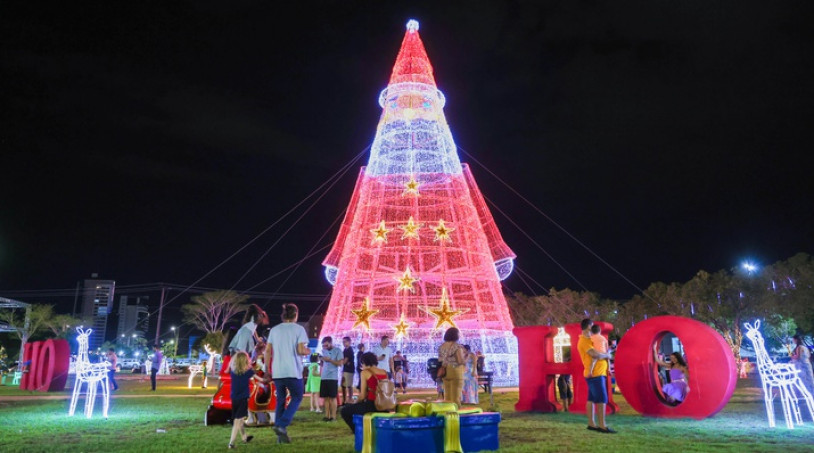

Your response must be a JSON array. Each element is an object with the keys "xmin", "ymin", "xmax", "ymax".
[
  {"xmin": 392, "ymin": 313, "xmax": 411, "ymax": 339},
  {"xmin": 433, "ymin": 219, "xmax": 454, "ymax": 243},
  {"xmin": 425, "ymin": 288, "xmax": 467, "ymax": 330},
  {"xmin": 351, "ymin": 297, "xmax": 379, "ymax": 331},
  {"xmin": 395, "ymin": 267, "xmax": 419, "ymax": 293},
  {"xmin": 402, "ymin": 175, "xmax": 420, "ymax": 197},
  {"xmin": 370, "ymin": 220, "xmax": 391, "ymax": 244},
  {"xmin": 400, "ymin": 216, "xmax": 423, "ymax": 240}
]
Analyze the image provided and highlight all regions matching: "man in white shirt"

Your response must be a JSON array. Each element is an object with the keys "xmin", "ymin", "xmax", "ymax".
[
  {"xmin": 265, "ymin": 303, "xmax": 310, "ymax": 444},
  {"xmin": 372, "ymin": 336, "xmax": 394, "ymax": 378}
]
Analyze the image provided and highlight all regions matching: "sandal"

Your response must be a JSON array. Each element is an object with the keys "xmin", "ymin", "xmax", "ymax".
[{"xmin": 597, "ymin": 427, "xmax": 617, "ymax": 434}]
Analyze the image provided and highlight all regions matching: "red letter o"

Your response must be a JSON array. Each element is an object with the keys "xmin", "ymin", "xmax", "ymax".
[{"xmin": 614, "ymin": 315, "xmax": 736, "ymax": 419}]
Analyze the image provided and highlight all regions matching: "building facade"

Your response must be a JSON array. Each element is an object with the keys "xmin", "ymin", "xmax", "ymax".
[{"xmin": 80, "ymin": 276, "xmax": 116, "ymax": 351}]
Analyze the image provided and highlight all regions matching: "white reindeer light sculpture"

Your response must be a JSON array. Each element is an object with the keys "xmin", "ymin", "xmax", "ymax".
[
  {"xmin": 69, "ymin": 327, "xmax": 111, "ymax": 419},
  {"xmin": 188, "ymin": 364, "xmax": 203, "ymax": 388},
  {"xmin": 744, "ymin": 320, "xmax": 814, "ymax": 428}
]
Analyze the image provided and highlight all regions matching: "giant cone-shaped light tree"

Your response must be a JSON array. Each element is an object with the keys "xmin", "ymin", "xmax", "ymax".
[{"xmin": 321, "ymin": 20, "xmax": 518, "ymax": 385}]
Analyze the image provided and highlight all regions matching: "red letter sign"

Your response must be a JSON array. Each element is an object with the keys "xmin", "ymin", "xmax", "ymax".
[
  {"xmin": 19, "ymin": 339, "xmax": 70, "ymax": 392},
  {"xmin": 614, "ymin": 315, "xmax": 736, "ymax": 419},
  {"xmin": 514, "ymin": 322, "xmax": 618, "ymax": 414}
]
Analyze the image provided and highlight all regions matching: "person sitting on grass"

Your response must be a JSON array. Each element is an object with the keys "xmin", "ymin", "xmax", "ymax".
[
  {"xmin": 340, "ymin": 352, "xmax": 388, "ymax": 433},
  {"xmin": 228, "ymin": 351, "xmax": 265, "ymax": 449}
]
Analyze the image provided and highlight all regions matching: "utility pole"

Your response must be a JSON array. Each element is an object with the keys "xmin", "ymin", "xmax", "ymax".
[
  {"xmin": 154, "ymin": 285, "xmax": 166, "ymax": 346},
  {"xmin": 72, "ymin": 281, "xmax": 81, "ymax": 318}
]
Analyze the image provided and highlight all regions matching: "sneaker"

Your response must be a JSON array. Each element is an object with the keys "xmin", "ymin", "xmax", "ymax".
[
  {"xmin": 273, "ymin": 426, "xmax": 290, "ymax": 444},
  {"xmin": 243, "ymin": 435, "xmax": 254, "ymax": 444},
  {"xmin": 322, "ymin": 417, "xmax": 331, "ymax": 422},
  {"xmin": 228, "ymin": 444, "xmax": 235, "ymax": 449}
]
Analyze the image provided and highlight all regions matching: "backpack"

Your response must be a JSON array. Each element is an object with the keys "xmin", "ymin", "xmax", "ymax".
[
  {"xmin": 426, "ymin": 358, "xmax": 440, "ymax": 380},
  {"xmin": 373, "ymin": 373, "xmax": 397, "ymax": 411}
]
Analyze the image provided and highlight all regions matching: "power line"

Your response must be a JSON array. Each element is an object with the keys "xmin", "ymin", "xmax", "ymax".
[{"xmin": 459, "ymin": 146, "xmax": 649, "ymax": 297}]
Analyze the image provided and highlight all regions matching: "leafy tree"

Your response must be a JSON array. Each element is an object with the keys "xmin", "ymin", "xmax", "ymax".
[
  {"xmin": 0, "ymin": 304, "xmax": 54, "ymax": 346},
  {"xmin": 764, "ymin": 253, "xmax": 814, "ymax": 336},
  {"xmin": 508, "ymin": 288, "xmax": 617, "ymax": 329},
  {"xmin": 45, "ymin": 314, "xmax": 85, "ymax": 339},
  {"xmin": 683, "ymin": 268, "xmax": 772, "ymax": 363},
  {"xmin": 181, "ymin": 290, "xmax": 249, "ymax": 335}
]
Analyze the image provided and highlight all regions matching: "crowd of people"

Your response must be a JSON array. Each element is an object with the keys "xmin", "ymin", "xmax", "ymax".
[{"xmin": 208, "ymin": 303, "xmax": 807, "ymax": 445}]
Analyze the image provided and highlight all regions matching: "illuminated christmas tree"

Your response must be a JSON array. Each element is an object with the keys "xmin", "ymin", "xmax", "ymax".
[{"xmin": 320, "ymin": 20, "xmax": 518, "ymax": 385}]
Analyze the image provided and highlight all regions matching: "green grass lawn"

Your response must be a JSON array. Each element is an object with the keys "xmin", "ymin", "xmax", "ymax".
[{"xmin": 1, "ymin": 375, "xmax": 813, "ymax": 452}]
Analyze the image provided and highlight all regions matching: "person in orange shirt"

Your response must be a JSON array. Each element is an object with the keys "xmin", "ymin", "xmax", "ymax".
[{"xmin": 577, "ymin": 318, "xmax": 615, "ymax": 434}]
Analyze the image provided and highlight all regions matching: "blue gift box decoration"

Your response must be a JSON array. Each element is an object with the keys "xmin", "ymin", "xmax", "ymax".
[{"xmin": 353, "ymin": 412, "xmax": 501, "ymax": 453}]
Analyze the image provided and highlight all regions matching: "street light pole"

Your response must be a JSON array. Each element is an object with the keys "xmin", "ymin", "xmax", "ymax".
[{"xmin": 154, "ymin": 285, "xmax": 166, "ymax": 346}]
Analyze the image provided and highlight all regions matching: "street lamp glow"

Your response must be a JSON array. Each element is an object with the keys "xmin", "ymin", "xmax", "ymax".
[{"xmin": 742, "ymin": 261, "xmax": 758, "ymax": 273}]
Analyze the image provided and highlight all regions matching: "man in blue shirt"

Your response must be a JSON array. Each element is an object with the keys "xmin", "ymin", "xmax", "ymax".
[
  {"xmin": 265, "ymin": 303, "xmax": 310, "ymax": 444},
  {"xmin": 320, "ymin": 336, "xmax": 344, "ymax": 422}
]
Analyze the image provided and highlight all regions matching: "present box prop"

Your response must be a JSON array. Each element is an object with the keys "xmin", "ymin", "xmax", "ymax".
[{"xmin": 354, "ymin": 401, "xmax": 501, "ymax": 453}]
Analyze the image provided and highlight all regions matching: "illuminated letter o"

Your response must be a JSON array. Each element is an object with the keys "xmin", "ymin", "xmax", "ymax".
[
  {"xmin": 614, "ymin": 315, "xmax": 736, "ymax": 419},
  {"xmin": 34, "ymin": 339, "xmax": 70, "ymax": 392}
]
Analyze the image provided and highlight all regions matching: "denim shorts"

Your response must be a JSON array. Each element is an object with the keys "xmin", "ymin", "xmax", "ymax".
[{"xmin": 586, "ymin": 376, "xmax": 608, "ymax": 404}]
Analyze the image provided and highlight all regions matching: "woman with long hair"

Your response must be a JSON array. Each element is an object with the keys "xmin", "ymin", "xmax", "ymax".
[
  {"xmin": 460, "ymin": 345, "xmax": 479, "ymax": 404},
  {"xmin": 791, "ymin": 335, "xmax": 814, "ymax": 395},
  {"xmin": 229, "ymin": 304, "xmax": 269, "ymax": 355},
  {"xmin": 653, "ymin": 347, "xmax": 690, "ymax": 404}
]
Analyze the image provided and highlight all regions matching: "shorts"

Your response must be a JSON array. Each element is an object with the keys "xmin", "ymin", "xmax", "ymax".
[
  {"xmin": 342, "ymin": 372, "xmax": 354, "ymax": 387},
  {"xmin": 232, "ymin": 397, "xmax": 249, "ymax": 419},
  {"xmin": 557, "ymin": 375, "xmax": 572, "ymax": 399},
  {"xmin": 320, "ymin": 379, "xmax": 338, "ymax": 398},
  {"xmin": 586, "ymin": 376, "xmax": 608, "ymax": 404}
]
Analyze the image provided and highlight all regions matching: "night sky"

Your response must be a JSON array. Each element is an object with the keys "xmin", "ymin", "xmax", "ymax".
[{"xmin": 3, "ymin": 1, "xmax": 814, "ymax": 322}]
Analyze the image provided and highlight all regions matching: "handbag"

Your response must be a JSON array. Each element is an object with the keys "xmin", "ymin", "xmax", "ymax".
[
  {"xmin": 436, "ymin": 364, "xmax": 446, "ymax": 379},
  {"xmin": 374, "ymin": 373, "xmax": 398, "ymax": 411}
]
